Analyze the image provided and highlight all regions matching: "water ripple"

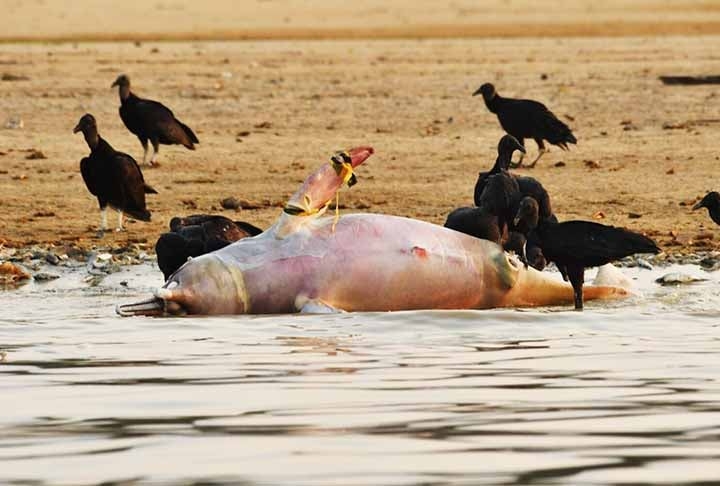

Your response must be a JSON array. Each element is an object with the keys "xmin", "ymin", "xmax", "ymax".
[{"xmin": 1, "ymin": 265, "xmax": 720, "ymax": 484}]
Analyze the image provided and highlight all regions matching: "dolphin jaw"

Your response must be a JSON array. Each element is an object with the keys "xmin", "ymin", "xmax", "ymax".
[{"xmin": 116, "ymin": 296, "xmax": 166, "ymax": 317}]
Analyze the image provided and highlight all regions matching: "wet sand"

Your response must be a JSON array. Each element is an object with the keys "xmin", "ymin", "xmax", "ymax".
[{"xmin": 1, "ymin": 2, "xmax": 720, "ymax": 254}]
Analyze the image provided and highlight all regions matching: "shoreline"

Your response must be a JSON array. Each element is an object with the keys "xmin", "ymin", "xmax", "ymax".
[{"xmin": 1, "ymin": 241, "xmax": 718, "ymax": 291}]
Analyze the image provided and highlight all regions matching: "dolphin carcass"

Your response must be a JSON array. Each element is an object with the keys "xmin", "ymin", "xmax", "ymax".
[{"xmin": 118, "ymin": 146, "xmax": 630, "ymax": 316}]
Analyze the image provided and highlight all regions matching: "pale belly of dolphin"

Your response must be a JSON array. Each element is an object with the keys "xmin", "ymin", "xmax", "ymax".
[{"xmin": 222, "ymin": 214, "xmax": 506, "ymax": 313}]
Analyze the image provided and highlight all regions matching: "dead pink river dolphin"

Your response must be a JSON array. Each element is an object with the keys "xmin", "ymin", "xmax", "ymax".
[{"xmin": 117, "ymin": 146, "xmax": 631, "ymax": 316}]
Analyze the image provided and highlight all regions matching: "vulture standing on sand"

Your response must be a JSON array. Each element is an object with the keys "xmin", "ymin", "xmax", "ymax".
[
  {"xmin": 473, "ymin": 83, "xmax": 577, "ymax": 168},
  {"xmin": 73, "ymin": 113, "xmax": 157, "ymax": 235},
  {"xmin": 156, "ymin": 214, "xmax": 263, "ymax": 280},
  {"xmin": 693, "ymin": 192, "xmax": 720, "ymax": 225},
  {"xmin": 112, "ymin": 74, "xmax": 199, "ymax": 166},
  {"xmin": 535, "ymin": 220, "xmax": 660, "ymax": 310}
]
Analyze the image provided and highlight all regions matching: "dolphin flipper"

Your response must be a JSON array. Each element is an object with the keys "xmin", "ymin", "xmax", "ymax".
[{"xmin": 297, "ymin": 298, "xmax": 345, "ymax": 314}]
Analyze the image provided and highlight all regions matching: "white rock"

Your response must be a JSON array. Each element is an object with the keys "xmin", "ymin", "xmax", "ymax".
[
  {"xmin": 4, "ymin": 117, "xmax": 23, "ymax": 129},
  {"xmin": 655, "ymin": 273, "xmax": 708, "ymax": 286}
]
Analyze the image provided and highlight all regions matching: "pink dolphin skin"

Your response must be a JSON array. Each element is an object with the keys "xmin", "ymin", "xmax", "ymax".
[{"xmin": 117, "ymin": 147, "xmax": 630, "ymax": 316}]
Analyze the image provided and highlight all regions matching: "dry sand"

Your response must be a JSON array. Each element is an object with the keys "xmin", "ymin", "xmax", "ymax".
[
  {"xmin": 4, "ymin": 0, "xmax": 720, "ymax": 41},
  {"xmin": 1, "ymin": 1, "xmax": 720, "ymax": 254}
]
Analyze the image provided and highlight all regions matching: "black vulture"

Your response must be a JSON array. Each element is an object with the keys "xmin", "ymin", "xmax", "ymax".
[
  {"xmin": 474, "ymin": 134, "xmax": 526, "ymax": 203},
  {"xmin": 472, "ymin": 83, "xmax": 577, "ymax": 168},
  {"xmin": 503, "ymin": 197, "xmax": 548, "ymax": 271},
  {"xmin": 444, "ymin": 206, "xmax": 504, "ymax": 244},
  {"xmin": 445, "ymin": 172, "xmax": 519, "ymax": 244},
  {"xmin": 112, "ymin": 74, "xmax": 199, "ymax": 166},
  {"xmin": 503, "ymin": 197, "xmax": 538, "ymax": 267},
  {"xmin": 693, "ymin": 192, "xmax": 720, "ymax": 225},
  {"xmin": 73, "ymin": 113, "xmax": 157, "ymax": 235},
  {"xmin": 513, "ymin": 196, "xmax": 540, "ymax": 235},
  {"xmin": 535, "ymin": 221, "xmax": 660, "ymax": 310},
  {"xmin": 477, "ymin": 171, "xmax": 521, "ymax": 232},
  {"xmin": 156, "ymin": 214, "xmax": 263, "ymax": 280},
  {"xmin": 474, "ymin": 137, "xmax": 555, "ymax": 225},
  {"xmin": 169, "ymin": 214, "xmax": 263, "ymax": 240},
  {"xmin": 504, "ymin": 232, "xmax": 548, "ymax": 271},
  {"xmin": 503, "ymin": 231, "xmax": 527, "ymax": 262},
  {"xmin": 526, "ymin": 246, "xmax": 547, "ymax": 271},
  {"xmin": 515, "ymin": 175, "xmax": 554, "ymax": 223}
]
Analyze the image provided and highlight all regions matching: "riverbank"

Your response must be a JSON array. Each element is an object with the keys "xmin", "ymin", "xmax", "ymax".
[{"xmin": 2, "ymin": 36, "xmax": 720, "ymax": 253}]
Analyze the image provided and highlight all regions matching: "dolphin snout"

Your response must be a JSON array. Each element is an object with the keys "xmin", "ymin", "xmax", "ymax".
[
  {"xmin": 116, "ymin": 296, "xmax": 167, "ymax": 316},
  {"xmin": 118, "ymin": 254, "xmax": 247, "ymax": 317}
]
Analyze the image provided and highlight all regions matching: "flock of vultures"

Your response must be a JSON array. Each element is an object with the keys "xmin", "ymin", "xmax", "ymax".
[{"xmin": 74, "ymin": 76, "xmax": 720, "ymax": 310}]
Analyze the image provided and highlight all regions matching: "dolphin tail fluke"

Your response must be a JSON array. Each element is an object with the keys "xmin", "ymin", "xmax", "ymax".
[
  {"xmin": 581, "ymin": 285, "xmax": 633, "ymax": 303},
  {"xmin": 500, "ymin": 262, "xmax": 632, "ymax": 309}
]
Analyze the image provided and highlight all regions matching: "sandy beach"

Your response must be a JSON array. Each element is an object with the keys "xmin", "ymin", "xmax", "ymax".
[{"xmin": 1, "ymin": 1, "xmax": 720, "ymax": 254}]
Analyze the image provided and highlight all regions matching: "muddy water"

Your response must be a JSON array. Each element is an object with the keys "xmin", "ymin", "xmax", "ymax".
[{"xmin": 1, "ymin": 264, "xmax": 720, "ymax": 485}]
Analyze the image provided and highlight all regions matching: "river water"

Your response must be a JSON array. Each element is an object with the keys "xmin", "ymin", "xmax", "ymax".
[{"xmin": 1, "ymin": 263, "xmax": 720, "ymax": 485}]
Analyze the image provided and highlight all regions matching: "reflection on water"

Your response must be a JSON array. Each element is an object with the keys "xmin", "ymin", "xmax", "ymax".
[{"xmin": 1, "ymin": 264, "xmax": 720, "ymax": 485}]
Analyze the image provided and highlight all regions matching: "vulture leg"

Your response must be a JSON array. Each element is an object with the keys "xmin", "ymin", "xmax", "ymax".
[
  {"xmin": 509, "ymin": 138, "xmax": 526, "ymax": 169},
  {"xmin": 116, "ymin": 210, "xmax": 125, "ymax": 232},
  {"xmin": 566, "ymin": 264, "xmax": 585, "ymax": 311},
  {"xmin": 527, "ymin": 139, "xmax": 547, "ymax": 168},
  {"xmin": 149, "ymin": 139, "xmax": 160, "ymax": 166},
  {"xmin": 97, "ymin": 206, "xmax": 108, "ymax": 238},
  {"xmin": 140, "ymin": 138, "xmax": 149, "ymax": 166}
]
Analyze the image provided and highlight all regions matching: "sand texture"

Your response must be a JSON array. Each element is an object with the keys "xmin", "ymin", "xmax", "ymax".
[{"xmin": 3, "ymin": 0, "xmax": 720, "ymax": 41}]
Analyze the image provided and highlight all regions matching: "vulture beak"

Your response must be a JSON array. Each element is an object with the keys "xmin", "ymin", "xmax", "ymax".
[
  {"xmin": 72, "ymin": 123, "xmax": 82, "ymax": 134},
  {"xmin": 692, "ymin": 200, "xmax": 705, "ymax": 210},
  {"xmin": 111, "ymin": 79, "xmax": 119, "ymax": 88},
  {"xmin": 472, "ymin": 87, "xmax": 482, "ymax": 96}
]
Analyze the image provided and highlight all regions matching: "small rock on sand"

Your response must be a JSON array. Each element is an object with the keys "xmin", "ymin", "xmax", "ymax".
[
  {"xmin": 45, "ymin": 252, "xmax": 60, "ymax": 265},
  {"xmin": 25, "ymin": 149, "xmax": 47, "ymax": 160},
  {"xmin": 635, "ymin": 258, "xmax": 653, "ymax": 270},
  {"xmin": 221, "ymin": 197, "xmax": 242, "ymax": 210},
  {"xmin": 34, "ymin": 272, "xmax": 60, "ymax": 281},
  {"xmin": 4, "ymin": 117, "xmax": 23, "ymax": 129},
  {"xmin": 699, "ymin": 255, "xmax": 720, "ymax": 271},
  {"xmin": 655, "ymin": 273, "xmax": 708, "ymax": 286},
  {"xmin": 0, "ymin": 262, "xmax": 31, "ymax": 287},
  {"xmin": 1, "ymin": 73, "xmax": 30, "ymax": 81}
]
